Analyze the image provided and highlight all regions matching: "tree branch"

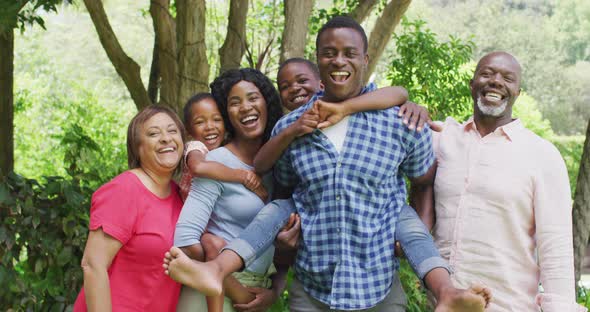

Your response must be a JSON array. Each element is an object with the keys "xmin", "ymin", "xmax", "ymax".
[
  {"xmin": 150, "ymin": 0, "xmax": 178, "ymax": 110},
  {"xmin": 365, "ymin": 0, "xmax": 411, "ymax": 84},
  {"xmin": 348, "ymin": 0, "xmax": 378, "ymax": 23},
  {"xmin": 218, "ymin": 0, "xmax": 249, "ymax": 74},
  {"xmin": 83, "ymin": 0, "xmax": 151, "ymax": 110}
]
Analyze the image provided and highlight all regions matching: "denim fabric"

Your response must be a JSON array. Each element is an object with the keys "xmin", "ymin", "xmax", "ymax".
[
  {"xmin": 396, "ymin": 205, "xmax": 451, "ymax": 280},
  {"xmin": 223, "ymin": 199, "xmax": 295, "ymax": 267}
]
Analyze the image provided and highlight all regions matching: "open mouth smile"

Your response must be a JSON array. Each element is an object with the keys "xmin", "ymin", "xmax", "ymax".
[{"xmin": 330, "ymin": 71, "xmax": 351, "ymax": 83}]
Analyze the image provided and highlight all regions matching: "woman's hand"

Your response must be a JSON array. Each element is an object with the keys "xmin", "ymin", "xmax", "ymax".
[
  {"xmin": 398, "ymin": 101, "xmax": 431, "ymax": 132},
  {"xmin": 233, "ymin": 287, "xmax": 278, "ymax": 312}
]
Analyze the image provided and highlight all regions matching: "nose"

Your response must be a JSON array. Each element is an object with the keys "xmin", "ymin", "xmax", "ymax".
[
  {"xmin": 289, "ymin": 84, "xmax": 301, "ymax": 94},
  {"xmin": 332, "ymin": 53, "xmax": 346, "ymax": 67},
  {"xmin": 160, "ymin": 131, "xmax": 172, "ymax": 143},
  {"xmin": 205, "ymin": 120, "xmax": 215, "ymax": 130},
  {"xmin": 239, "ymin": 101, "xmax": 253, "ymax": 112},
  {"xmin": 489, "ymin": 73, "xmax": 503, "ymax": 86}
]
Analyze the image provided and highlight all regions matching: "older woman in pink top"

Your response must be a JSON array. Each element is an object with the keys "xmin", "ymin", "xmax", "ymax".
[
  {"xmin": 428, "ymin": 52, "xmax": 586, "ymax": 312},
  {"xmin": 73, "ymin": 106, "xmax": 184, "ymax": 311}
]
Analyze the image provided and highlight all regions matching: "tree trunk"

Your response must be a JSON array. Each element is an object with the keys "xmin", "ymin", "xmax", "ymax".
[
  {"xmin": 150, "ymin": 0, "xmax": 178, "ymax": 111},
  {"xmin": 218, "ymin": 0, "xmax": 249, "ymax": 74},
  {"xmin": 83, "ymin": 0, "xmax": 151, "ymax": 111},
  {"xmin": 279, "ymin": 0, "xmax": 314, "ymax": 64},
  {"xmin": 147, "ymin": 34, "xmax": 160, "ymax": 104},
  {"xmin": 573, "ymin": 118, "xmax": 590, "ymax": 288},
  {"xmin": 348, "ymin": 0, "xmax": 378, "ymax": 23},
  {"xmin": 0, "ymin": 29, "xmax": 14, "ymax": 177},
  {"xmin": 176, "ymin": 0, "xmax": 209, "ymax": 114},
  {"xmin": 365, "ymin": 0, "xmax": 411, "ymax": 84}
]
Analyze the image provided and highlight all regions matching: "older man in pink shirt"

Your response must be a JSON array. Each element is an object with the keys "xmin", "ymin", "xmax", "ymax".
[{"xmin": 428, "ymin": 51, "xmax": 586, "ymax": 311}]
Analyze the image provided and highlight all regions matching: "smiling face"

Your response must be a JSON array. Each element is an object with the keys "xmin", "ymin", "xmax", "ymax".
[
  {"xmin": 316, "ymin": 27, "xmax": 368, "ymax": 103},
  {"xmin": 226, "ymin": 80, "xmax": 268, "ymax": 141},
  {"xmin": 138, "ymin": 112, "xmax": 183, "ymax": 173},
  {"xmin": 277, "ymin": 62, "xmax": 322, "ymax": 111},
  {"xmin": 471, "ymin": 52, "xmax": 521, "ymax": 118},
  {"xmin": 188, "ymin": 97, "xmax": 225, "ymax": 150}
]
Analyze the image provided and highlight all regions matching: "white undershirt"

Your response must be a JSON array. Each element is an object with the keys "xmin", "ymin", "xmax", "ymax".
[{"xmin": 320, "ymin": 116, "xmax": 349, "ymax": 153}]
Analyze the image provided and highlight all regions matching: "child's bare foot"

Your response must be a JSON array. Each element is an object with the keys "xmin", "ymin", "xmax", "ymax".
[
  {"xmin": 435, "ymin": 285, "xmax": 488, "ymax": 312},
  {"xmin": 163, "ymin": 246, "xmax": 223, "ymax": 296}
]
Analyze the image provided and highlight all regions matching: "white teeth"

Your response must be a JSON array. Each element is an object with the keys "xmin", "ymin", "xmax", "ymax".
[
  {"xmin": 241, "ymin": 115, "xmax": 258, "ymax": 123},
  {"xmin": 485, "ymin": 92, "xmax": 502, "ymax": 100},
  {"xmin": 160, "ymin": 147, "xmax": 174, "ymax": 152},
  {"xmin": 205, "ymin": 134, "xmax": 218, "ymax": 140},
  {"xmin": 331, "ymin": 71, "xmax": 350, "ymax": 76},
  {"xmin": 293, "ymin": 96, "xmax": 306, "ymax": 102}
]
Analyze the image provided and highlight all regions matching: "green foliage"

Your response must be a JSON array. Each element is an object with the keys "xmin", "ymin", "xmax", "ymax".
[
  {"xmin": 399, "ymin": 260, "xmax": 431, "ymax": 312},
  {"xmin": 387, "ymin": 18, "xmax": 475, "ymax": 121},
  {"xmin": 513, "ymin": 92, "xmax": 554, "ymax": 138},
  {"xmin": 0, "ymin": 172, "xmax": 90, "ymax": 310},
  {"xmin": 578, "ymin": 286, "xmax": 590, "ymax": 309},
  {"xmin": 550, "ymin": 135, "xmax": 585, "ymax": 195}
]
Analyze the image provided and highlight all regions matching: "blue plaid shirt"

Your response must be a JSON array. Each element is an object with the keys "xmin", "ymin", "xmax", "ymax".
[{"xmin": 272, "ymin": 84, "xmax": 435, "ymax": 310}]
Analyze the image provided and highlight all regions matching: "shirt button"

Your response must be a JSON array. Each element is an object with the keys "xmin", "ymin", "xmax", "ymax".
[
  {"xmin": 336, "ymin": 195, "xmax": 341, "ymax": 201},
  {"xmin": 336, "ymin": 228, "xmax": 341, "ymax": 233},
  {"xmin": 337, "ymin": 161, "xmax": 342, "ymax": 168}
]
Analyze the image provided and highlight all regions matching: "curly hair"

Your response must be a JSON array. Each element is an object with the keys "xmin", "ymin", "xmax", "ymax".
[{"xmin": 209, "ymin": 68, "xmax": 283, "ymax": 143}]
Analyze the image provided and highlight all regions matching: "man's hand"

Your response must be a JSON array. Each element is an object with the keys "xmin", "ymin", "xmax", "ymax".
[
  {"xmin": 275, "ymin": 213, "xmax": 301, "ymax": 251},
  {"xmin": 398, "ymin": 101, "xmax": 431, "ymax": 132},
  {"xmin": 290, "ymin": 106, "xmax": 320, "ymax": 137},
  {"xmin": 233, "ymin": 287, "xmax": 278, "ymax": 312},
  {"xmin": 314, "ymin": 99, "xmax": 350, "ymax": 129}
]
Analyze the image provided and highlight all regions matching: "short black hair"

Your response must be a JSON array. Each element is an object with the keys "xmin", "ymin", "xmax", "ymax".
[
  {"xmin": 209, "ymin": 68, "xmax": 283, "ymax": 144},
  {"xmin": 277, "ymin": 58, "xmax": 320, "ymax": 82},
  {"xmin": 182, "ymin": 92, "xmax": 215, "ymax": 135},
  {"xmin": 316, "ymin": 15, "xmax": 368, "ymax": 53}
]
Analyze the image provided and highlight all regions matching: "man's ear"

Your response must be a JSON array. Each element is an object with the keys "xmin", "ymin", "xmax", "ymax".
[
  {"xmin": 319, "ymin": 81, "xmax": 325, "ymax": 91},
  {"xmin": 364, "ymin": 53, "xmax": 369, "ymax": 65},
  {"xmin": 517, "ymin": 87, "xmax": 521, "ymax": 96},
  {"xmin": 469, "ymin": 79, "xmax": 474, "ymax": 91}
]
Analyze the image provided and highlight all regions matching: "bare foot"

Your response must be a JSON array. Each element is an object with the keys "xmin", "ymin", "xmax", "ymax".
[
  {"xmin": 163, "ymin": 246, "xmax": 223, "ymax": 296},
  {"xmin": 469, "ymin": 284, "xmax": 492, "ymax": 308},
  {"xmin": 435, "ymin": 285, "xmax": 487, "ymax": 312}
]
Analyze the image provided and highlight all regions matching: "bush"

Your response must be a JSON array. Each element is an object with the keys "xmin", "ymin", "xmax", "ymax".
[
  {"xmin": 0, "ymin": 172, "xmax": 89, "ymax": 310},
  {"xmin": 387, "ymin": 18, "xmax": 475, "ymax": 122}
]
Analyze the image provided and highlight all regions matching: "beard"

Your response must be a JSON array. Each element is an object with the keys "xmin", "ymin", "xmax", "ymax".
[{"xmin": 477, "ymin": 96, "xmax": 508, "ymax": 117}]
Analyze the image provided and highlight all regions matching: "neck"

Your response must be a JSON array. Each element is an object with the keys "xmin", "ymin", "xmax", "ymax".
[
  {"xmin": 134, "ymin": 166, "xmax": 173, "ymax": 197},
  {"xmin": 226, "ymin": 136, "xmax": 263, "ymax": 165},
  {"xmin": 473, "ymin": 113, "xmax": 513, "ymax": 137}
]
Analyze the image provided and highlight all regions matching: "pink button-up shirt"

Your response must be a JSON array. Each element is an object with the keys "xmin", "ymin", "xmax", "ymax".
[{"xmin": 433, "ymin": 117, "xmax": 585, "ymax": 312}]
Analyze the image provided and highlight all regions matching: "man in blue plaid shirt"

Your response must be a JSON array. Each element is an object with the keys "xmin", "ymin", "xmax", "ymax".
[{"xmin": 163, "ymin": 16, "xmax": 490, "ymax": 312}]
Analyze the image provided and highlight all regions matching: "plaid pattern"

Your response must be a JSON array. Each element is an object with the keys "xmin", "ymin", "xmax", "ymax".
[
  {"xmin": 272, "ymin": 84, "xmax": 435, "ymax": 310},
  {"xmin": 178, "ymin": 140, "xmax": 209, "ymax": 201}
]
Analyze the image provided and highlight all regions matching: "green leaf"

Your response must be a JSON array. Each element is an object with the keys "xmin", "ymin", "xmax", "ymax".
[
  {"xmin": 57, "ymin": 246, "xmax": 72, "ymax": 266},
  {"xmin": 34, "ymin": 258, "xmax": 45, "ymax": 273},
  {"xmin": 32, "ymin": 215, "xmax": 40, "ymax": 228}
]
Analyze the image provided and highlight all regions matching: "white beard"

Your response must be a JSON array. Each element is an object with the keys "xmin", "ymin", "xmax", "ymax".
[{"xmin": 477, "ymin": 96, "xmax": 508, "ymax": 117}]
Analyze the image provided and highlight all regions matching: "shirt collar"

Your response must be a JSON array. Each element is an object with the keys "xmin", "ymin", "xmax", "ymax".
[{"xmin": 463, "ymin": 116, "xmax": 524, "ymax": 141}]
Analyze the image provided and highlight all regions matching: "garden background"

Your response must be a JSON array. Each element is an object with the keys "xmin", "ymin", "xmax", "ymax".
[{"xmin": 0, "ymin": 0, "xmax": 589, "ymax": 311}]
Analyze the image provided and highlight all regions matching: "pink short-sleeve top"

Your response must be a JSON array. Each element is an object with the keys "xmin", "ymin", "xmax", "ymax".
[{"xmin": 73, "ymin": 171, "xmax": 182, "ymax": 311}]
